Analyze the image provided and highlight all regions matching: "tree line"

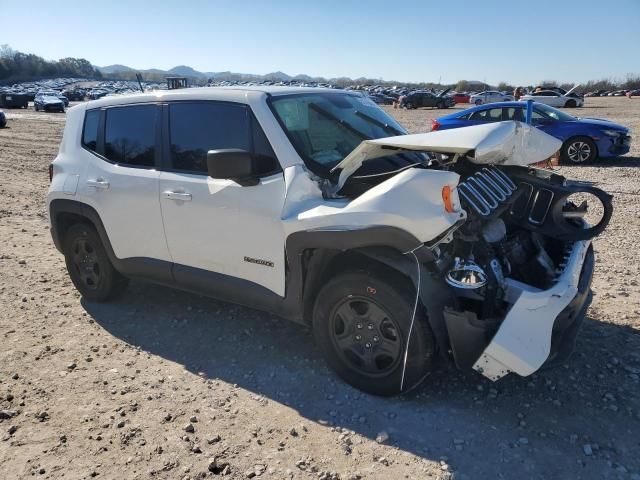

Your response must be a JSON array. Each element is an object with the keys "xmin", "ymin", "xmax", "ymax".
[{"xmin": 0, "ymin": 45, "xmax": 102, "ymax": 83}]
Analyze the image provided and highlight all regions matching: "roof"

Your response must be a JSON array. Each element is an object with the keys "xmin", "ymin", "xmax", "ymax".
[
  {"xmin": 79, "ymin": 85, "xmax": 345, "ymax": 109},
  {"xmin": 437, "ymin": 101, "xmax": 536, "ymax": 120}
]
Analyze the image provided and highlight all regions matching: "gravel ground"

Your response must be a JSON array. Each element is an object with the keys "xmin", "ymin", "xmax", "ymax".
[{"xmin": 0, "ymin": 96, "xmax": 638, "ymax": 480}]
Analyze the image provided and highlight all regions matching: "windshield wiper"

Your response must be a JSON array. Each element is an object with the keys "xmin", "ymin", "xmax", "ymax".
[
  {"xmin": 354, "ymin": 110, "xmax": 404, "ymax": 136},
  {"xmin": 308, "ymin": 103, "xmax": 370, "ymax": 140}
]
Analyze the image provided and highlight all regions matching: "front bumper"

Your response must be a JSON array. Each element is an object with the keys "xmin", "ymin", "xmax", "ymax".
[
  {"xmin": 603, "ymin": 134, "xmax": 631, "ymax": 156},
  {"xmin": 472, "ymin": 240, "xmax": 594, "ymax": 381}
]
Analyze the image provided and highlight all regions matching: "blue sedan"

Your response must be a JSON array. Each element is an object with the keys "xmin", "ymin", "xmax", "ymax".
[{"xmin": 432, "ymin": 102, "xmax": 631, "ymax": 164}]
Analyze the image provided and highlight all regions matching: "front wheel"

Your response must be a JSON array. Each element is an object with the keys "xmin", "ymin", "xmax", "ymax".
[
  {"xmin": 404, "ymin": 102, "xmax": 414, "ymax": 109},
  {"xmin": 63, "ymin": 223, "xmax": 128, "ymax": 301},
  {"xmin": 565, "ymin": 99, "xmax": 577, "ymax": 108},
  {"xmin": 312, "ymin": 268, "xmax": 435, "ymax": 396},
  {"xmin": 436, "ymin": 101, "xmax": 444, "ymax": 109},
  {"xmin": 562, "ymin": 136, "xmax": 597, "ymax": 164}
]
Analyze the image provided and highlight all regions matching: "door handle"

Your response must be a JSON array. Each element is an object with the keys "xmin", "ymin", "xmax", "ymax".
[
  {"xmin": 162, "ymin": 191, "xmax": 192, "ymax": 201},
  {"xmin": 87, "ymin": 178, "xmax": 110, "ymax": 189}
]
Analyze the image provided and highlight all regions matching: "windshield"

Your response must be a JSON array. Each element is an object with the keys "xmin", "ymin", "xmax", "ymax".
[
  {"xmin": 270, "ymin": 92, "xmax": 419, "ymax": 176},
  {"xmin": 536, "ymin": 103, "xmax": 575, "ymax": 121}
]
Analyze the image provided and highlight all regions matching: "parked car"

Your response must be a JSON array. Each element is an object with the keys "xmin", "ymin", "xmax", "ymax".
[
  {"xmin": 520, "ymin": 86, "xmax": 583, "ymax": 108},
  {"xmin": 451, "ymin": 93, "xmax": 470, "ymax": 104},
  {"xmin": 47, "ymin": 87, "xmax": 612, "ymax": 395},
  {"xmin": 368, "ymin": 93, "xmax": 395, "ymax": 105},
  {"xmin": 432, "ymin": 101, "xmax": 631, "ymax": 163},
  {"xmin": 401, "ymin": 89, "xmax": 454, "ymax": 109},
  {"xmin": 0, "ymin": 93, "xmax": 29, "ymax": 109},
  {"xmin": 533, "ymin": 86, "xmax": 583, "ymax": 99},
  {"xmin": 469, "ymin": 90, "xmax": 514, "ymax": 105},
  {"xmin": 0, "ymin": 109, "xmax": 6, "ymax": 128},
  {"xmin": 34, "ymin": 92, "xmax": 65, "ymax": 112}
]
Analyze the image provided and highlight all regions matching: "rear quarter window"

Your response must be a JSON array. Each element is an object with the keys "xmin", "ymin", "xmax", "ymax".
[{"xmin": 82, "ymin": 109, "xmax": 100, "ymax": 152}]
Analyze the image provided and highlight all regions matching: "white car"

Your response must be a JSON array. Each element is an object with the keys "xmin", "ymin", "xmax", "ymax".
[
  {"xmin": 47, "ymin": 87, "xmax": 612, "ymax": 396},
  {"xmin": 469, "ymin": 91, "xmax": 514, "ymax": 105},
  {"xmin": 519, "ymin": 86, "xmax": 583, "ymax": 108}
]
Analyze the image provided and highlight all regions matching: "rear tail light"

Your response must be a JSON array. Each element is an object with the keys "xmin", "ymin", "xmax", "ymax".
[
  {"xmin": 431, "ymin": 119, "xmax": 441, "ymax": 131},
  {"xmin": 48, "ymin": 164, "xmax": 53, "ymax": 182}
]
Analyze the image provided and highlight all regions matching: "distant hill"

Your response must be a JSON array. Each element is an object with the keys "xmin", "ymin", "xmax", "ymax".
[
  {"xmin": 96, "ymin": 64, "xmax": 330, "ymax": 84},
  {"xmin": 99, "ymin": 64, "xmax": 135, "ymax": 74}
]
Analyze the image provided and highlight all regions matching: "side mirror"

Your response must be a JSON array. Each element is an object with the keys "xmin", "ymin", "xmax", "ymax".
[{"xmin": 206, "ymin": 149, "xmax": 258, "ymax": 186}]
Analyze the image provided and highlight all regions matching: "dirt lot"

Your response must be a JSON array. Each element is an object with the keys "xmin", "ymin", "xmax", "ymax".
[{"xmin": 0, "ymin": 96, "xmax": 639, "ymax": 480}]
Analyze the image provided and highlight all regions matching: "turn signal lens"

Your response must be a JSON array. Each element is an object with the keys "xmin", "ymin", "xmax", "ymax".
[{"xmin": 442, "ymin": 185, "xmax": 454, "ymax": 213}]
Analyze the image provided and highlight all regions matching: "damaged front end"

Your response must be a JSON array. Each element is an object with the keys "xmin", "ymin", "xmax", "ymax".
[
  {"xmin": 331, "ymin": 121, "xmax": 613, "ymax": 381},
  {"xmin": 438, "ymin": 163, "xmax": 611, "ymax": 380}
]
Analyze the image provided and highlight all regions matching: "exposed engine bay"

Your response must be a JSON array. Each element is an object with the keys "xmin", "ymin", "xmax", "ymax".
[{"xmin": 436, "ymin": 160, "xmax": 612, "ymax": 323}]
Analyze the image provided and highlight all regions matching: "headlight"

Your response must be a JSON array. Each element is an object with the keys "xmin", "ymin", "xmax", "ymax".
[{"xmin": 602, "ymin": 129, "xmax": 623, "ymax": 137}]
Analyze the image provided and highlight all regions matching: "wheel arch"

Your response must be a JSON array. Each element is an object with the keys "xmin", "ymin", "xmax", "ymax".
[
  {"xmin": 284, "ymin": 227, "xmax": 437, "ymax": 325},
  {"xmin": 49, "ymin": 199, "xmax": 120, "ymax": 267}
]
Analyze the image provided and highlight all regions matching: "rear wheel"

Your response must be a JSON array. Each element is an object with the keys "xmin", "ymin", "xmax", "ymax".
[
  {"xmin": 312, "ymin": 268, "xmax": 435, "ymax": 396},
  {"xmin": 475, "ymin": 99, "xmax": 482, "ymax": 106},
  {"xmin": 562, "ymin": 136, "xmax": 597, "ymax": 164},
  {"xmin": 63, "ymin": 223, "xmax": 128, "ymax": 301}
]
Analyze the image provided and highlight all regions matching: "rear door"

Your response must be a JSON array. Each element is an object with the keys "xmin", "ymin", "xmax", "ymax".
[
  {"xmin": 80, "ymin": 104, "xmax": 170, "ymax": 264},
  {"xmin": 158, "ymin": 101, "xmax": 287, "ymax": 296}
]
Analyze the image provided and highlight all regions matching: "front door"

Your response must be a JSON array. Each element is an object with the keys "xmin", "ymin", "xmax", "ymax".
[{"xmin": 158, "ymin": 101, "xmax": 287, "ymax": 296}]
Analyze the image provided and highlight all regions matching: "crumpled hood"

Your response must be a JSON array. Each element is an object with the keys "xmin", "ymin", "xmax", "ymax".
[{"xmin": 332, "ymin": 121, "xmax": 562, "ymax": 189}]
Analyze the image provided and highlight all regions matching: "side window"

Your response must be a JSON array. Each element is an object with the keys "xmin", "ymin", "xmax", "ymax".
[
  {"xmin": 104, "ymin": 105, "xmax": 157, "ymax": 167},
  {"xmin": 505, "ymin": 108, "xmax": 524, "ymax": 121},
  {"xmin": 82, "ymin": 109, "xmax": 100, "ymax": 152},
  {"xmin": 531, "ymin": 110, "xmax": 547, "ymax": 125},
  {"xmin": 169, "ymin": 102, "xmax": 279, "ymax": 175},
  {"xmin": 251, "ymin": 118, "xmax": 280, "ymax": 175},
  {"xmin": 169, "ymin": 102, "xmax": 249, "ymax": 174},
  {"xmin": 469, "ymin": 108, "xmax": 502, "ymax": 122}
]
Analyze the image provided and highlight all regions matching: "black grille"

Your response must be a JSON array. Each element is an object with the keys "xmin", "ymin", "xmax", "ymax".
[{"xmin": 456, "ymin": 167, "xmax": 517, "ymax": 216}]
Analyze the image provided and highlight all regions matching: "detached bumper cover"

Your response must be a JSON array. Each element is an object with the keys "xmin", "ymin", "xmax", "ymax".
[{"xmin": 472, "ymin": 240, "xmax": 594, "ymax": 381}]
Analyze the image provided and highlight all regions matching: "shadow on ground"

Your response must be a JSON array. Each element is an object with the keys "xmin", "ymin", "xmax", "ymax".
[{"xmin": 84, "ymin": 281, "xmax": 640, "ymax": 479}]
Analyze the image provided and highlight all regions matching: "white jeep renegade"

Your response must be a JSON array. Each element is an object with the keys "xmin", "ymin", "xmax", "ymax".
[{"xmin": 47, "ymin": 87, "xmax": 612, "ymax": 395}]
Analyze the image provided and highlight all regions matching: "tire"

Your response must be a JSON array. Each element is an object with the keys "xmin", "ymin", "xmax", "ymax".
[
  {"xmin": 475, "ymin": 99, "xmax": 482, "ymax": 106},
  {"xmin": 63, "ymin": 223, "xmax": 128, "ymax": 301},
  {"xmin": 565, "ymin": 99, "xmax": 577, "ymax": 108},
  {"xmin": 436, "ymin": 101, "xmax": 444, "ymax": 109},
  {"xmin": 404, "ymin": 102, "xmax": 414, "ymax": 110},
  {"xmin": 312, "ymin": 267, "xmax": 436, "ymax": 396},
  {"xmin": 561, "ymin": 136, "xmax": 597, "ymax": 164},
  {"xmin": 35, "ymin": 104, "xmax": 39, "ymax": 112}
]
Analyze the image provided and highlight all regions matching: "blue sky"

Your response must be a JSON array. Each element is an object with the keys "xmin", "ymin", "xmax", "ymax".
[{"xmin": 1, "ymin": 0, "xmax": 638, "ymax": 85}]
